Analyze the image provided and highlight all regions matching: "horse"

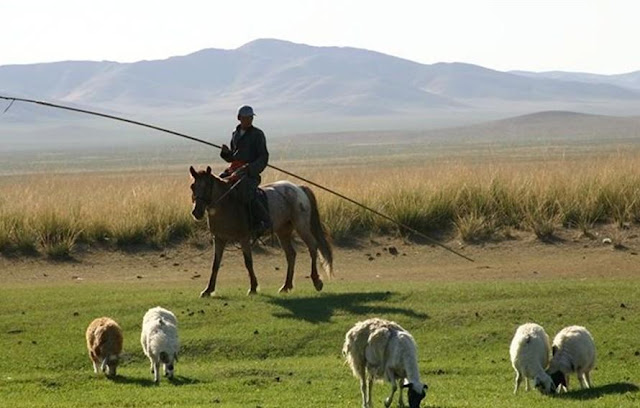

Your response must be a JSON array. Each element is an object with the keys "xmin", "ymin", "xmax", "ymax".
[{"xmin": 189, "ymin": 166, "xmax": 333, "ymax": 297}]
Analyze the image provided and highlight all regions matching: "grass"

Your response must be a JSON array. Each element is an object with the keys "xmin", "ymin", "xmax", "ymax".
[
  {"xmin": 1, "ymin": 149, "xmax": 640, "ymax": 256},
  {"xmin": 0, "ymin": 278, "xmax": 638, "ymax": 407}
]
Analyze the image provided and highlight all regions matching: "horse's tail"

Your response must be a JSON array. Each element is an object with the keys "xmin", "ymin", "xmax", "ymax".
[{"xmin": 300, "ymin": 185, "xmax": 334, "ymax": 278}]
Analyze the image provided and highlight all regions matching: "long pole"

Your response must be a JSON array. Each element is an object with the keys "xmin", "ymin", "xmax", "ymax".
[{"xmin": 0, "ymin": 95, "xmax": 474, "ymax": 262}]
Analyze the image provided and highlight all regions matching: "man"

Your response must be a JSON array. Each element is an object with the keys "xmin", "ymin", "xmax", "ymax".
[{"xmin": 220, "ymin": 105, "xmax": 271, "ymax": 238}]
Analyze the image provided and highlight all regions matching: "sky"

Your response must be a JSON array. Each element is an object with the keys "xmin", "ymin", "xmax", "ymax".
[{"xmin": 1, "ymin": 0, "xmax": 639, "ymax": 75}]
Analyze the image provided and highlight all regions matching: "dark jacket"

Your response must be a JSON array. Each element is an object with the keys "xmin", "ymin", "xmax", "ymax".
[{"xmin": 220, "ymin": 125, "xmax": 269, "ymax": 181}]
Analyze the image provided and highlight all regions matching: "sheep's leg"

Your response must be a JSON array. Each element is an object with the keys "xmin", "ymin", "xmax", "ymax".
[
  {"xmin": 100, "ymin": 357, "xmax": 108, "ymax": 374},
  {"xmin": 366, "ymin": 374, "xmax": 374, "ymax": 408},
  {"xmin": 584, "ymin": 371, "xmax": 592, "ymax": 388},
  {"xmin": 513, "ymin": 371, "xmax": 522, "ymax": 394},
  {"xmin": 397, "ymin": 379, "xmax": 405, "ymax": 407},
  {"xmin": 524, "ymin": 376, "xmax": 530, "ymax": 391},
  {"xmin": 578, "ymin": 371, "xmax": 590, "ymax": 389},
  {"xmin": 384, "ymin": 378, "xmax": 397, "ymax": 408},
  {"xmin": 153, "ymin": 360, "xmax": 160, "ymax": 384},
  {"xmin": 359, "ymin": 377, "xmax": 368, "ymax": 408},
  {"xmin": 89, "ymin": 352, "xmax": 99, "ymax": 373}
]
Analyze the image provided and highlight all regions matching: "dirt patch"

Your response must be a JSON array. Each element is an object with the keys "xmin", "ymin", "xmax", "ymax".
[{"xmin": 2, "ymin": 225, "xmax": 638, "ymax": 290}]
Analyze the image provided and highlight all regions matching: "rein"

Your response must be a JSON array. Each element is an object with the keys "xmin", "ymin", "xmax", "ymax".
[
  {"xmin": 194, "ymin": 175, "xmax": 246, "ymax": 209},
  {"xmin": 209, "ymin": 176, "xmax": 245, "ymax": 208}
]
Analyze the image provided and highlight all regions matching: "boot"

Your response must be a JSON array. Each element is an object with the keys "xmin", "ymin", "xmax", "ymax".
[{"xmin": 250, "ymin": 199, "xmax": 272, "ymax": 239}]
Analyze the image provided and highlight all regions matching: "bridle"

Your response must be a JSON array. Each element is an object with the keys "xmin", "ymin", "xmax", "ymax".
[{"xmin": 192, "ymin": 174, "xmax": 246, "ymax": 209}]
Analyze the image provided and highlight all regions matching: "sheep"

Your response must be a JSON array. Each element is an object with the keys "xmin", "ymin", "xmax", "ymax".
[
  {"xmin": 85, "ymin": 317, "xmax": 123, "ymax": 377},
  {"xmin": 141, "ymin": 306, "xmax": 180, "ymax": 384},
  {"xmin": 509, "ymin": 322, "xmax": 555, "ymax": 395},
  {"xmin": 343, "ymin": 318, "xmax": 428, "ymax": 408},
  {"xmin": 547, "ymin": 325, "xmax": 596, "ymax": 392}
]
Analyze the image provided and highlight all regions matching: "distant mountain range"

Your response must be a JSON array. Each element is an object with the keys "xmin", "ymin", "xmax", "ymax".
[
  {"xmin": 2, "ymin": 38, "xmax": 640, "ymax": 118},
  {"xmin": 2, "ymin": 38, "xmax": 640, "ymax": 153}
]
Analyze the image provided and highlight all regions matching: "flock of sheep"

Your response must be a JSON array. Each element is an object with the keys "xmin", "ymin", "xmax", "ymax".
[
  {"xmin": 85, "ymin": 308, "xmax": 595, "ymax": 407},
  {"xmin": 510, "ymin": 323, "xmax": 596, "ymax": 395},
  {"xmin": 85, "ymin": 306, "xmax": 180, "ymax": 384}
]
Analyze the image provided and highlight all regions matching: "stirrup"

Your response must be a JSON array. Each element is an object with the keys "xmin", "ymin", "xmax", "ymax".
[{"xmin": 251, "ymin": 221, "xmax": 272, "ymax": 243}]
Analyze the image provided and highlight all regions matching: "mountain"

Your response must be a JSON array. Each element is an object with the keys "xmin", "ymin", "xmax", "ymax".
[
  {"xmin": 2, "ymin": 38, "xmax": 640, "ymax": 122},
  {"xmin": 415, "ymin": 110, "xmax": 640, "ymax": 144},
  {"xmin": 277, "ymin": 111, "xmax": 640, "ymax": 155},
  {"xmin": 510, "ymin": 70, "xmax": 640, "ymax": 92}
]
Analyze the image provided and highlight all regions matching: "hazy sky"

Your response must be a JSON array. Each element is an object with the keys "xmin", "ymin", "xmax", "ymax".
[{"xmin": 2, "ymin": 0, "xmax": 639, "ymax": 74}]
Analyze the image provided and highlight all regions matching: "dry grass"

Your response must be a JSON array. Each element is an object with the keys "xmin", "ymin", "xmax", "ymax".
[{"xmin": 1, "ymin": 151, "xmax": 640, "ymax": 256}]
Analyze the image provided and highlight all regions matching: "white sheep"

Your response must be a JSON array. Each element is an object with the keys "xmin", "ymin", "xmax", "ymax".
[
  {"xmin": 547, "ymin": 325, "xmax": 596, "ymax": 392},
  {"xmin": 85, "ymin": 317, "xmax": 123, "ymax": 377},
  {"xmin": 141, "ymin": 306, "xmax": 180, "ymax": 384},
  {"xmin": 509, "ymin": 322, "xmax": 555, "ymax": 395},
  {"xmin": 343, "ymin": 318, "xmax": 428, "ymax": 408}
]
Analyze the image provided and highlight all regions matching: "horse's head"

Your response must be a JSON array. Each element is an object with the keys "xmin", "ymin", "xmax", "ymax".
[{"xmin": 189, "ymin": 166, "xmax": 227, "ymax": 220}]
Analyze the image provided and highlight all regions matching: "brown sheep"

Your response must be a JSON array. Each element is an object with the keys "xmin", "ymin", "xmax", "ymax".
[{"xmin": 85, "ymin": 317, "xmax": 123, "ymax": 377}]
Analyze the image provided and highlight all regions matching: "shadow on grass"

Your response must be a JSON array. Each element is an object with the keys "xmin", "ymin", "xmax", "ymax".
[
  {"xmin": 554, "ymin": 382, "xmax": 639, "ymax": 400},
  {"xmin": 266, "ymin": 291, "xmax": 428, "ymax": 323},
  {"xmin": 168, "ymin": 375, "xmax": 201, "ymax": 386},
  {"xmin": 110, "ymin": 375, "xmax": 157, "ymax": 387},
  {"xmin": 110, "ymin": 375, "xmax": 201, "ymax": 387}
]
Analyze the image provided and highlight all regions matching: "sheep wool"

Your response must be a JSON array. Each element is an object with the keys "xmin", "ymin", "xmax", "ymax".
[
  {"xmin": 85, "ymin": 317, "xmax": 123, "ymax": 377},
  {"xmin": 141, "ymin": 306, "xmax": 180, "ymax": 384},
  {"xmin": 547, "ymin": 325, "xmax": 596, "ymax": 392},
  {"xmin": 509, "ymin": 322, "xmax": 555, "ymax": 395},
  {"xmin": 343, "ymin": 318, "xmax": 428, "ymax": 408}
]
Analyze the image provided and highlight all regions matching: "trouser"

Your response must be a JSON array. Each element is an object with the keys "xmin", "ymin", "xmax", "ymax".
[{"xmin": 236, "ymin": 177, "xmax": 270, "ymax": 228}]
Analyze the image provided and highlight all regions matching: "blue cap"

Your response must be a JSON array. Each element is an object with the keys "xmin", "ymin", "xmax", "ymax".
[{"xmin": 237, "ymin": 105, "xmax": 256, "ymax": 117}]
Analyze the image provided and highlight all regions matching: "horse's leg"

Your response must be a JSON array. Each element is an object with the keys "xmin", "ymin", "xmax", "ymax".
[
  {"xmin": 297, "ymin": 229, "xmax": 323, "ymax": 291},
  {"xmin": 200, "ymin": 236, "xmax": 226, "ymax": 297},
  {"xmin": 276, "ymin": 228, "xmax": 296, "ymax": 293},
  {"xmin": 240, "ymin": 239, "xmax": 258, "ymax": 295}
]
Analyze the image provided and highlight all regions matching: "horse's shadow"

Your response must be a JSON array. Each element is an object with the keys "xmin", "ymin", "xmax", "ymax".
[
  {"xmin": 554, "ymin": 382, "xmax": 639, "ymax": 400},
  {"xmin": 266, "ymin": 291, "xmax": 428, "ymax": 323}
]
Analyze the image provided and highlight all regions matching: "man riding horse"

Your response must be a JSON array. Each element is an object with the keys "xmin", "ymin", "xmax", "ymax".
[{"xmin": 219, "ymin": 105, "xmax": 272, "ymax": 239}]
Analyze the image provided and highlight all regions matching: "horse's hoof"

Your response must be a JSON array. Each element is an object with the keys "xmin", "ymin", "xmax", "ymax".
[
  {"xmin": 199, "ymin": 290, "xmax": 212, "ymax": 298},
  {"xmin": 312, "ymin": 278, "xmax": 324, "ymax": 292},
  {"xmin": 247, "ymin": 288, "xmax": 258, "ymax": 296}
]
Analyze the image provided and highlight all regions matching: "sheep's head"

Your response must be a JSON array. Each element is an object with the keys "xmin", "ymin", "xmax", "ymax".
[
  {"xmin": 403, "ymin": 382, "xmax": 428, "ymax": 408},
  {"xmin": 548, "ymin": 370, "xmax": 567, "ymax": 393},
  {"xmin": 103, "ymin": 355, "xmax": 120, "ymax": 377},
  {"xmin": 160, "ymin": 351, "xmax": 178, "ymax": 379},
  {"xmin": 534, "ymin": 374, "xmax": 556, "ymax": 395}
]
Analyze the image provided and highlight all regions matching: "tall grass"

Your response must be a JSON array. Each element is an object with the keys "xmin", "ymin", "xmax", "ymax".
[
  {"xmin": 0, "ymin": 173, "xmax": 198, "ymax": 257},
  {"xmin": 1, "ymin": 152, "xmax": 640, "ymax": 256}
]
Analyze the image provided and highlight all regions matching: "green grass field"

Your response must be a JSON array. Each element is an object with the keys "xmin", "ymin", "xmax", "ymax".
[{"xmin": 1, "ymin": 278, "xmax": 638, "ymax": 407}]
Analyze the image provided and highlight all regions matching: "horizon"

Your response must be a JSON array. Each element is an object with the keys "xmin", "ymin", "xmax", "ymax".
[
  {"xmin": 2, "ymin": 0, "xmax": 640, "ymax": 75},
  {"xmin": 1, "ymin": 37, "xmax": 639, "ymax": 77}
]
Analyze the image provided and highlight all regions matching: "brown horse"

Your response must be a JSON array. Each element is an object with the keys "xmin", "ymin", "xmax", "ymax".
[{"xmin": 189, "ymin": 166, "xmax": 333, "ymax": 297}]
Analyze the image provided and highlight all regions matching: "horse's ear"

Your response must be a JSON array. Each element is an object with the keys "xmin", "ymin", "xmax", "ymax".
[
  {"xmin": 189, "ymin": 166, "xmax": 197, "ymax": 178},
  {"xmin": 206, "ymin": 166, "xmax": 212, "ymax": 174}
]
